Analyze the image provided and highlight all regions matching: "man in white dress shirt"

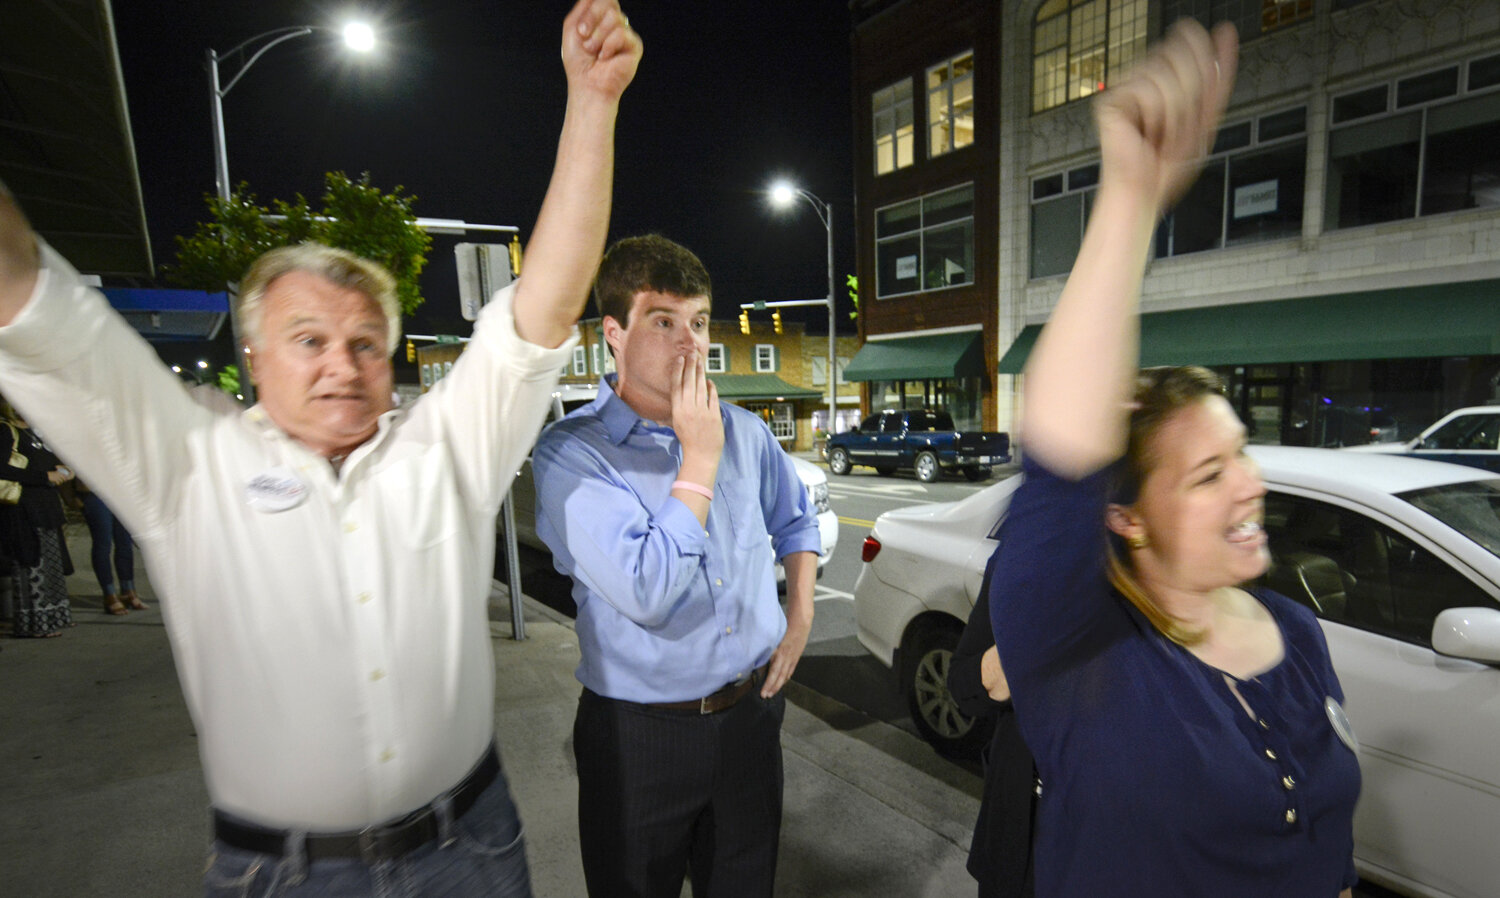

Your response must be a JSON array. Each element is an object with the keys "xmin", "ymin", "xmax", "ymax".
[{"xmin": 0, "ymin": 2, "xmax": 639, "ymax": 895}]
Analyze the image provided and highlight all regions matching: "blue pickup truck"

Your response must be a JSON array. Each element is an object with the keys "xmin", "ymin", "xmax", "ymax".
[{"xmin": 826, "ymin": 408, "xmax": 1011, "ymax": 482}]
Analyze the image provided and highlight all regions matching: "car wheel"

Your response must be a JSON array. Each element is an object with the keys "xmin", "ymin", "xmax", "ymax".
[
  {"xmin": 875, "ymin": 465, "xmax": 896, "ymax": 476},
  {"xmin": 901, "ymin": 622, "xmax": 990, "ymax": 757},
  {"xmin": 915, "ymin": 451, "xmax": 940, "ymax": 483},
  {"xmin": 829, "ymin": 447, "xmax": 852, "ymax": 475},
  {"xmin": 963, "ymin": 466, "xmax": 991, "ymax": 482}
]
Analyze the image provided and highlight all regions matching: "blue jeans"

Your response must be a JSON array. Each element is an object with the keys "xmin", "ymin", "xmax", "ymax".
[
  {"xmin": 81, "ymin": 493, "xmax": 133, "ymax": 594},
  {"xmin": 203, "ymin": 763, "xmax": 531, "ymax": 898}
]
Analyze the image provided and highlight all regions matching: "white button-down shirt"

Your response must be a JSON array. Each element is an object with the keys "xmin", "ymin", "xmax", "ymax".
[{"xmin": 0, "ymin": 244, "xmax": 576, "ymax": 829}]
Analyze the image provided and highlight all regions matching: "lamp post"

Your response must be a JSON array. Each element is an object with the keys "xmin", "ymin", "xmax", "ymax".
[
  {"xmin": 206, "ymin": 21, "xmax": 374, "ymax": 399},
  {"xmin": 769, "ymin": 181, "xmax": 838, "ymax": 444}
]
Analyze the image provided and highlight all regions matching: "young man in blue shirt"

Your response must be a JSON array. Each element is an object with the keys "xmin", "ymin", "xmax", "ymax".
[{"xmin": 532, "ymin": 234, "xmax": 821, "ymax": 897}]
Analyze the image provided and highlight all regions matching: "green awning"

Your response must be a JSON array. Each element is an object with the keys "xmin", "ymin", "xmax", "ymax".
[
  {"xmin": 843, "ymin": 331, "xmax": 986, "ymax": 381},
  {"xmin": 997, "ymin": 278, "xmax": 1500, "ymax": 374},
  {"xmin": 711, "ymin": 374, "xmax": 822, "ymax": 400}
]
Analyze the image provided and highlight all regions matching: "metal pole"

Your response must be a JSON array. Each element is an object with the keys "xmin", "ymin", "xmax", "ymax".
[
  {"xmin": 825, "ymin": 200, "xmax": 837, "ymax": 444},
  {"xmin": 207, "ymin": 47, "xmax": 255, "ymax": 402},
  {"xmin": 499, "ymin": 492, "xmax": 527, "ymax": 640}
]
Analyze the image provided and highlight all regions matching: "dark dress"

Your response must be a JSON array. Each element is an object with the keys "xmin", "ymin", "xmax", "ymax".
[
  {"xmin": 989, "ymin": 455, "xmax": 1360, "ymax": 897},
  {"xmin": 948, "ymin": 554, "xmax": 1036, "ymax": 898},
  {"xmin": 1, "ymin": 423, "xmax": 73, "ymax": 636}
]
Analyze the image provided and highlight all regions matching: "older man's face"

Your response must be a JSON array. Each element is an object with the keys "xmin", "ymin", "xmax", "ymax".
[{"xmin": 247, "ymin": 271, "xmax": 393, "ymax": 459}]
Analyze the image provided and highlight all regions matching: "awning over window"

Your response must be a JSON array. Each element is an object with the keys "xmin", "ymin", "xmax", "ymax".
[
  {"xmin": 104, "ymin": 288, "xmax": 231, "ymax": 342},
  {"xmin": 997, "ymin": 279, "xmax": 1500, "ymax": 374},
  {"xmin": 711, "ymin": 374, "xmax": 822, "ymax": 400},
  {"xmin": 843, "ymin": 330, "xmax": 985, "ymax": 382}
]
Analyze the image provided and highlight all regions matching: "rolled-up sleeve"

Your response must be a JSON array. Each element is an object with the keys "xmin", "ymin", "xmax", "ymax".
[{"xmin": 759, "ymin": 434, "xmax": 821, "ymax": 560}]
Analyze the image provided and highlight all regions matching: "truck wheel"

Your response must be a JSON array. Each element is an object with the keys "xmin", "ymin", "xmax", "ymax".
[
  {"xmin": 828, "ymin": 447, "xmax": 852, "ymax": 475},
  {"xmin": 901, "ymin": 621, "xmax": 990, "ymax": 757},
  {"xmin": 915, "ymin": 451, "xmax": 940, "ymax": 483},
  {"xmin": 963, "ymin": 466, "xmax": 991, "ymax": 482}
]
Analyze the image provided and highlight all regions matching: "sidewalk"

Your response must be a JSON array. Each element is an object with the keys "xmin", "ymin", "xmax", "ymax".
[{"xmin": 0, "ymin": 525, "xmax": 980, "ymax": 897}]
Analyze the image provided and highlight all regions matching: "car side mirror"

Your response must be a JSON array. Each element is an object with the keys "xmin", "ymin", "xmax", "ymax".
[{"xmin": 1432, "ymin": 607, "xmax": 1500, "ymax": 664}]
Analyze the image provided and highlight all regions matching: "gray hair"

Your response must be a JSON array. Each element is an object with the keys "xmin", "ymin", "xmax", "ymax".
[{"xmin": 237, "ymin": 243, "xmax": 401, "ymax": 354}]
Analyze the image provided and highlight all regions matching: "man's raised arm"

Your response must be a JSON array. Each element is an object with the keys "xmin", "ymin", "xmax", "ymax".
[
  {"xmin": 512, "ymin": 0, "xmax": 641, "ymax": 348},
  {"xmin": 0, "ymin": 182, "xmax": 41, "ymax": 327}
]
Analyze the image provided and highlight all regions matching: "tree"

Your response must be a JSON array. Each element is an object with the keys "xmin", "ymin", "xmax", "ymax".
[{"xmin": 167, "ymin": 172, "xmax": 433, "ymax": 317}]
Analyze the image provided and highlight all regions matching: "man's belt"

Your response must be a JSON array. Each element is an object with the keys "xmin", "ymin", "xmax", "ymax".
[
  {"xmin": 212, "ymin": 744, "xmax": 499, "ymax": 864},
  {"xmin": 650, "ymin": 664, "xmax": 770, "ymax": 714}
]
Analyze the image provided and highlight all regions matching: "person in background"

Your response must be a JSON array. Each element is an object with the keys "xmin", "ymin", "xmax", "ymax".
[
  {"xmin": 987, "ymin": 20, "xmax": 1360, "ymax": 898},
  {"xmin": 76, "ymin": 478, "xmax": 143, "ymax": 615},
  {"xmin": 0, "ymin": 397, "xmax": 74, "ymax": 637},
  {"xmin": 533, "ymin": 234, "xmax": 821, "ymax": 898},
  {"xmin": 948, "ymin": 555, "xmax": 1035, "ymax": 898}
]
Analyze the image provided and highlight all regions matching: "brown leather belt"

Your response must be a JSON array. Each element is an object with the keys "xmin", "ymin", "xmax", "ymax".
[{"xmin": 650, "ymin": 664, "xmax": 770, "ymax": 714}]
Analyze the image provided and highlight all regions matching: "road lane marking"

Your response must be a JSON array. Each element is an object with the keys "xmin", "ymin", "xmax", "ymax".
[
  {"xmin": 814, "ymin": 585, "xmax": 854, "ymax": 601},
  {"xmin": 838, "ymin": 515, "xmax": 876, "ymax": 528}
]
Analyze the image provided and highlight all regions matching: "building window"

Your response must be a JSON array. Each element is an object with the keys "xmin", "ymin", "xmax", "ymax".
[
  {"xmin": 1155, "ymin": 106, "xmax": 1307, "ymax": 259},
  {"xmin": 1326, "ymin": 54, "xmax": 1500, "ymax": 230},
  {"xmin": 811, "ymin": 356, "xmax": 851, "ymax": 387},
  {"xmin": 873, "ymin": 79, "xmax": 915, "ymax": 175},
  {"xmin": 1029, "ymin": 164, "xmax": 1098, "ymax": 278},
  {"xmin": 706, "ymin": 343, "xmax": 727, "ymax": 373},
  {"xmin": 745, "ymin": 403, "xmax": 795, "ymax": 441},
  {"xmin": 876, "ymin": 183, "xmax": 975, "ymax": 298},
  {"xmin": 755, "ymin": 344, "xmax": 777, "ymax": 373},
  {"xmin": 572, "ymin": 346, "xmax": 587, "ymax": 376},
  {"xmin": 928, "ymin": 51, "xmax": 975, "ymax": 158},
  {"xmin": 1162, "ymin": 0, "xmax": 1312, "ymax": 41},
  {"xmin": 1032, "ymin": 0, "xmax": 1147, "ymax": 114},
  {"xmin": 421, "ymin": 363, "xmax": 433, "ymax": 387}
]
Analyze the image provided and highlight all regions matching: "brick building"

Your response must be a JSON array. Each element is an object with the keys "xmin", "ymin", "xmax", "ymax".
[{"xmin": 851, "ymin": 0, "xmax": 1500, "ymax": 445}]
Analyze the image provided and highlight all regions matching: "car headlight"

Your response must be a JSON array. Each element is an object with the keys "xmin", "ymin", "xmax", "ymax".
[{"xmin": 810, "ymin": 481, "xmax": 831, "ymax": 514}]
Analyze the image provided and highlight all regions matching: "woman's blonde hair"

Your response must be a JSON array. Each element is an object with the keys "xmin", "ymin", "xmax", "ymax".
[
  {"xmin": 237, "ymin": 243, "xmax": 400, "ymax": 354},
  {"xmin": 1106, "ymin": 365, "xmax": 1226, "ymax": 646}
]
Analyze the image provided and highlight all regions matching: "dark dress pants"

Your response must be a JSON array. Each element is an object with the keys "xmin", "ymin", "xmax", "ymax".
[{"xmin": 573, "ymin": 686, "xmax": 785, "ymax": 898}]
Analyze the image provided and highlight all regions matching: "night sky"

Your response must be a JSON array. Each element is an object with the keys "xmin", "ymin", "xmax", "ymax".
[{"xmin": 110, "ymin": 1, "xmax": 857, "ymax": 375}]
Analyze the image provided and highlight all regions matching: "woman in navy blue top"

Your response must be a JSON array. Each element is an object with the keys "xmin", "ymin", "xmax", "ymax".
[{"xmin": 989, "ymin": 20, "xmax": 1359, "ymax": 898}]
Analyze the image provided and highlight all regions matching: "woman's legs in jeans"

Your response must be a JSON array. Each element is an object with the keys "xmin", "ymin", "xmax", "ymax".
[{"xmin": 81, "ymin": 493, "xmax": 116, "ymax": 595}]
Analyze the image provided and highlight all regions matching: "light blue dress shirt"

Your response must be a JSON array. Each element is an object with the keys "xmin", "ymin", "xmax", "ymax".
[{"xmin": 532, "ymin": 376, "xmax": 822, "ymax": 703}]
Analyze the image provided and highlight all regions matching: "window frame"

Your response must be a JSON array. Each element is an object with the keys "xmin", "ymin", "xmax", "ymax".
[
  {"xmin": 875, "ymin": 182, "xmax": 977, "ymax": 299},
  {"xmin": 927, "ymin": 50, "xmax": 975, "ymax": 159},
  {"xmin": 754, "ymin": 344, "xmax": 777, "ymax": 373},
  {"xmin": 706, "ymin": 343, "xmax": 727, "ymax": 374},
  {"xmin": 872, "ymin": 77, "xmax": 915, "ymax": 176},
  {"xmin": 1032, "ymin": 0, "xmax": 1149, "ymax": 114}
]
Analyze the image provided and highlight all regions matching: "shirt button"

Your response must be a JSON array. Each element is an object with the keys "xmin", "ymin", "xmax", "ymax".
[
  {"xmin": 344, "ymin": 521, "xmax": 358, "ymax": 533},
  {"xmin": 715, "ymin": 578, "xmax": 723, "ymax": 587},
  {"xmin": 1285, "ymin": 809, "xmax": 1297, "ymax": 824},
  {"xmin": 379, "ymin": 749, "xmax": 394, "ymax": 763},
  {"xmin": 1258, "ymin": 718, "xmax": 1269, "ymax": 729},
  {"xmin": 357, "ymin": 592, "xmax": 373, "ymax": 605},
  {"xmin": 370, "ymin": 669, "xmax": 386, "ymax": 682},
  {"xmin": 1282, "ymin": 775, "xmax": 1296, "ymax": 790},
  {"xmin": 724, "ymin": 626, "xmax": 733, "ymax": 635},
  {"xmin": 1264, "ymin": 748, "xmax": 1278, "ymax": 761}
]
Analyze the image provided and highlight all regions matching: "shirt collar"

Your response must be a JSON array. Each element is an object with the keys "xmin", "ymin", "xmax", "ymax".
[{"xmin": 596, "ymin": 375, "xmax": 655, "ymax": 445}]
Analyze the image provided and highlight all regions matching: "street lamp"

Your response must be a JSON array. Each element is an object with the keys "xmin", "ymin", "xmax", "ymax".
[
  {"xmin": 207, "ymin": 21, "xmax": 376, "ymax": 203},
  {"xmin": 768, "ymin": 180, "xmax": 838, "ymax": 442},
  {"xmin": 205, "ymin": 19, "xmax": 375, "ymax": 401}
]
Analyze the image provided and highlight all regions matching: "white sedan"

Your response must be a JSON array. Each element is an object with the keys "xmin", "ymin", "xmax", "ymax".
[{"xmin": 854, "ymin": 446, "xmax": 1500, "ymax": 898}]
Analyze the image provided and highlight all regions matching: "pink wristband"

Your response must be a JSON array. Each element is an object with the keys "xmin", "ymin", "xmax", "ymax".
[{"xmin": 672, "ymin": 480, "xmax": 715, "ymax": 500}]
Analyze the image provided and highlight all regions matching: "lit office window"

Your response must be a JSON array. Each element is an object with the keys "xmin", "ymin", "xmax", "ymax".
[
  {"xmin": 873, "ymin": 79, "xmax": 915, "ymax": 175},
  {"xmin": 928, "ymin": 51, "xmax": 975, "ymax": 158},
  {"xmin": 1032, "ymin": 0, "xmax": 1147, "ymax": 113}
]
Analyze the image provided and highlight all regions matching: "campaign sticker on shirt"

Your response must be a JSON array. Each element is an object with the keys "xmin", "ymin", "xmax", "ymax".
[
  {"xmin": 245, "ymin": 467, "xmax": 308, "ymax": 513},
  {"xmin": 1325, "ymin": 696, "xmax": 1358, "ymax": 754}
]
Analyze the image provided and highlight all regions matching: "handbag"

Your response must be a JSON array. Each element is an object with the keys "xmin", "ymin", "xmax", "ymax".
[{"xmin": 1, "ymin": 422, "xmax": 26, "ymax": 505}]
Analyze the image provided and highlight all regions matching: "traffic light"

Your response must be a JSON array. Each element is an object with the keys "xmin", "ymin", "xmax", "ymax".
[
  {"xmin": 772, "ymin": 310, "xmax": 783, "ymax": 334},
  {"xmin": 405, "ymin": 339, "xmax": 416, "ymax": 363},
  {"xmin": 739, "ymin": 309, "xmax": 750, "ymax": 335}
]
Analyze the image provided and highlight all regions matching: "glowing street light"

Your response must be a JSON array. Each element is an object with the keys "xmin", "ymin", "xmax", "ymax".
[{"xmin": 767, "ymin": 179, "xmax": 838, "ymax": 439}]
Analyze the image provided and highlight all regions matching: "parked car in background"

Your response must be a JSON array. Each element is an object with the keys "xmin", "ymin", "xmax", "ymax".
[
  {"xmin": 826, "ymin": 408, "xmax": 1011, "ymax": 483},
  {"xmin": 854, "ymin": 447, "xmax": 1500, "ymax": 898},
  {"xmin": 503, "ymin": 383, "xmax": 838, "ymax": 586},
  {"xmin": 1347, "ymin": 405, "xmax": 1500, "ymax": 474}
]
